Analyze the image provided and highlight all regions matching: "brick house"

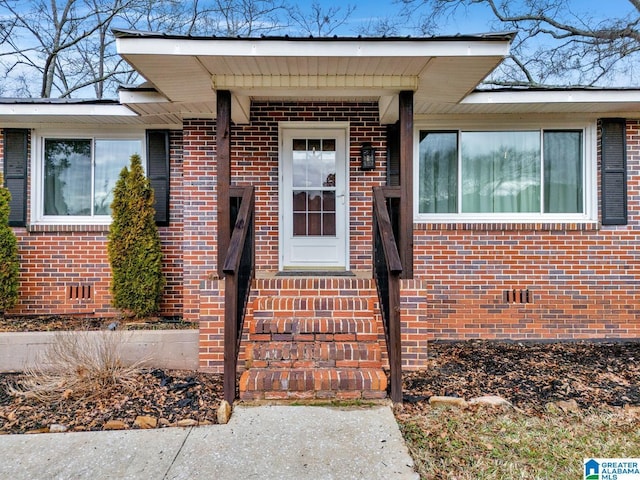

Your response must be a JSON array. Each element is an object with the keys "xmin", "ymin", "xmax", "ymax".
[{"xmin": 1, "ymin": 31, "xmax": 639, "ymax": 402}]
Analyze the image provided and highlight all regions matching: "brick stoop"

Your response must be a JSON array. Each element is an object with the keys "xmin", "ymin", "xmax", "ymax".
[{"xmin": 239, "ymin": 278, "xmax": 388, "ymax": 401}]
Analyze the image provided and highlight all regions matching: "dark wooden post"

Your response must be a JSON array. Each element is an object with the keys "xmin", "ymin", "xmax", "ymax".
[
  {"xmin": 373, "ymin": 188, "xmax": 403, "ymax": 404},
  {"xmin": 223, "ymin": 187, "xmax": 255, "ymax": 404},
  {"xmin": 217, "ymin": 90, "xmax": 231, "ymax": 277},
  {"xmin": 224, "ymin": 273, "xmax": 238, "ymax": 404},
  {"xmin": 399, "ymin": 91, "xmax": 414, "ymax": 278}
]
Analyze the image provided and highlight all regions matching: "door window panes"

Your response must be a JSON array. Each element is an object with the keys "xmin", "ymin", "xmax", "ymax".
[{"xmin": 291, "ymin": 139, "xmax": 337, "ymax": 236}]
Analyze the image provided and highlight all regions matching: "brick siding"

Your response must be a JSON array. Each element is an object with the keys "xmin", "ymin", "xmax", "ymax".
[
  {"xmin": 197, "ymin": 102, "xmax": 387, "ymax": 371},
  {"xmin": 0, "ymin": 129, "xmax": 184, "ymax": 318},
  {"xmin": 232, "ymin": 101, "xmax": 387, "ymax": 272},
  {"xmin": 3, "ymin": 111, "xmax": 640, "ymax": 373},
  {"xmin": 401, "ymin": 119, "xmax": 640, "ymax": 368}
]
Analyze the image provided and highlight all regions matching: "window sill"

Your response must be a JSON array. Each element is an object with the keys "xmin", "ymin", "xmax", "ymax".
[
  {"xmin": 413, "ymin": 221, "xmax": 599, "ymax": 232},
  {"xmin": 27, "ymin": 224, "xmax": 110, "ymax": 233}
]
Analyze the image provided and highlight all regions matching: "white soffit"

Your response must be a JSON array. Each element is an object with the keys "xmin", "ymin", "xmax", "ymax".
[
  {"xmin": 119, "ymin": 88, "xmax": 216, "ymax": 120},
  {"xmin": 115, "ymin": 33, "xmax": 512, "ymax": 123},
  {"xmin": 419, "ymin": 89, "xmax": 640, "ymax": 116}
]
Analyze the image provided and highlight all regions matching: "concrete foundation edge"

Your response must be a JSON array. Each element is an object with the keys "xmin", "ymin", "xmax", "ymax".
[{"xmin": 0, "ymin": 330, "xmax": 199, "ymax": 372}]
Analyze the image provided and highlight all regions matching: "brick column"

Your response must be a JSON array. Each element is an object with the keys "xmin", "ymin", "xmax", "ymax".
[{"xmin": 181, "ymin": 119, "xmax": 225, "ymax": 371}]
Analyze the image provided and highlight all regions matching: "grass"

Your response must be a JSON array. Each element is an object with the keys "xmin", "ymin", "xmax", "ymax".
[{"xmin": 397, "ymin": 405, "xmax": 640, "ymax": 480}]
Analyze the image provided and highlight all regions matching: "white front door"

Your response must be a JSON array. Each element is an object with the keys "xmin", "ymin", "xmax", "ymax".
[{"xmin": 280, "ymin": 126, "xmax": 349, "ymax": 270}]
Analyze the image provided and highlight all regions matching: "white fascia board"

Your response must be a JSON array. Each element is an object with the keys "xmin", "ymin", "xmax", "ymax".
[
  {"xmin": 228, "ymin": 88, "xmax": 395, "ymax": 99},
  {"xmin": 212, "ymin": 74, "xmax": 419, "ymax": 90},
  {"xmin": 119, "ymin": 89, "xmax": 169, "ymax": 104},
  {"xmin": 463, "ymin": 89, "xmax": 640, "ymax": 105},
  {"xmin": 117, "ymin": 37, "xmax": 510, "ymax": 58},
  {"xmin": 0, "ymin": 103, "xmax": 138, "ymax": 117}
]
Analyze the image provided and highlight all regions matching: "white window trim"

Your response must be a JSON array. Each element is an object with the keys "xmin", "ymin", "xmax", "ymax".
[
  {"xmin": 31, "ymin": 128, "xmax": 146, "ymax": 226},
  {"xmin": 413, "ymin": 120, "xmax": 598, "ymax": 224}
]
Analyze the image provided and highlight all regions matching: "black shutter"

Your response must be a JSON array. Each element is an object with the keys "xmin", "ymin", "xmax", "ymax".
[
  {"xmin": 3, "ymin": 129, "xmax": 28, "ymax": 227},
  {"xmin": 146, "ymin": 130, "xmax": 170, "ymax": 225},
  {"xmin": 601, "ymin": 118, "xmax": 627, "ymax": 226},
  {"xmin": 386, "ymin": 123, "xmax": 400, "ymax": 186}
]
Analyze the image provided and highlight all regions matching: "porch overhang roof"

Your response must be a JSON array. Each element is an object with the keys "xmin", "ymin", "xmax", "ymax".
[
  {"xmin": 0, "ymin": 99, "xmax": 143, "ymax": 126},
  {"xmin": 114, "ymin": 30, "xmax": 515, "ymax": 124},
  {"xmin": 418, "ymin": 88, "xmax": 640, "ymax": 118}
]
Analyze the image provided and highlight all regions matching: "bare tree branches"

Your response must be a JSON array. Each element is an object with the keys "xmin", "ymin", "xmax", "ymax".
[
  {"xmin": 0, "ymin": 0, "xmax": 291, "ymax": 99},
  {"xmin": 290, "ymin": 1, "xmax": 356, "ymax": 37},
  {"xmin": 3, "ymin": 0, "xmax": 635, "ymax": 97},
  {"xmin": 0, "ymin": 0, "xmax": 139, "ymax": 97},
  {"xmin": 400, "ymin": 0, "xmax": 640, "ymax": 87}
]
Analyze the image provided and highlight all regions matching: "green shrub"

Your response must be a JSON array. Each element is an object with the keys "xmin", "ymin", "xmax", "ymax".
[
  {"xmin": 0, "ymin": 174, "xmax": 19, "ymax": 315},
  {"xmin": 107, "ymin": 154, "xmax": 164, "ymax": 317}
]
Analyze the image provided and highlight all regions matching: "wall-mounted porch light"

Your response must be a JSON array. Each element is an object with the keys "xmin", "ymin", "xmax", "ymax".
[{"xmin": 360, "ymin": 142, "xmax": 376, "ymax": 171}]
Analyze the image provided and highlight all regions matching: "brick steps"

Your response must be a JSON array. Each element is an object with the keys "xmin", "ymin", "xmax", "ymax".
[
  {"xmin": 240, "ymin": 368, "xmax": 387, "ymax": 401},
  {"xmin": 239, "ymin": 278, "xmax": 387, "ymax": 401},
  {"xmin": 247, "ymin": 341, "xmax": 381, "ymax": 369},
  {"xmin": 251, "ymin": 317, "xmax": 379, "ymax": 340}
]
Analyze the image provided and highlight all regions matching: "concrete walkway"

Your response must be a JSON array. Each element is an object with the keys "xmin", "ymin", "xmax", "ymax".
[{"xmin": 0, "ymin": 404, "xmax": 419, "ymax": 480}]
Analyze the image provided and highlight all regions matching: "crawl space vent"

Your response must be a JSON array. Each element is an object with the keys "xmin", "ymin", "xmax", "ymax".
[
  {"xmin": 68, "ymin": 284, "xmax": 92, "ymax": 300},
  {"xmin": 504, "ymin": 289, "xmax": 532, "ymax": 304}
]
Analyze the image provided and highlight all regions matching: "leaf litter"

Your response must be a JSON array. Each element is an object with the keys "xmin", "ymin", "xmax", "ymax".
[
  {"xmin": 0, "ymin": 369, "xmax": 222, "ymax": 434},
  {"xmin": 397, "ymin": 340, "xmax": 640, "ymax": 480},
  {"xmin": 402, "ymin": 340, "xmax": 640, "ymax": 412}
]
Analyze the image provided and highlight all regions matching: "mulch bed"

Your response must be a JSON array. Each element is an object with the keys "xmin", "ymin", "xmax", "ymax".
[
  {"xmin": 1, "ymin": 339, "xmax": 639, "ymax": 434},
  {"xmin": 0, "ymin": 315, "xmax": 197, "ymax": 332},
  {"xmin": 402, "ymin": 340, "xmax": 640, "ymax": 414},
  {"xmin": 0, "ymin": 369, "xmax": 223, "ymax": 434}
]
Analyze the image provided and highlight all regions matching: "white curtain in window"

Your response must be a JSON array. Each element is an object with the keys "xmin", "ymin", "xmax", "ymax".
[
  {"xmin": 419, "ymin": 132, "xmax": 457, "ymax": 213},
  {"xmin": 461, "ymin": 131, "xmax": 540, "ymax": 213},
  {"xmin": 44, "ymin": 139, "xmax": 91, "ymax": 215},
  {"xmin": 544, "ymin": 131, "xmax": 583, "ymax": 213},
  {"xmin": 94, "ymin": 140, "xmax": 142, "ymax": 215}
]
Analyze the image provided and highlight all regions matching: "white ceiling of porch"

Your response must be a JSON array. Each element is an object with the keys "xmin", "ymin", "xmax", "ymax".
[{"xmin": 115, "ymin": 32, "xmax": 513, "ymax": 123}]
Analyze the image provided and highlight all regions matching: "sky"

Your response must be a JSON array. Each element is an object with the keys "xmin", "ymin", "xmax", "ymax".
[
  {"xmin": 0, "ymin": 0, "xmax": 636, "ymax": 96},
  {"xmin": 311, "ymin": 0, "xmax": 638, "ymax": 86},
  {"xmin": 321, "ymin": 0, "xmax": 635, "ymax": 37}
]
